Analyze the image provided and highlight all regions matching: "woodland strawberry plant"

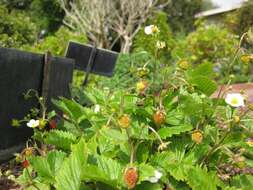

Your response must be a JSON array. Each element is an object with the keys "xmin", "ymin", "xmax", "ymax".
[{"xmin": 14, "ymin": 25, "xmax": 253, "ymax": 190}]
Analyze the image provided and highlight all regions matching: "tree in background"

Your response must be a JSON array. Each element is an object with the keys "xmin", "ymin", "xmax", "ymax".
[
  {"xmin": 59, "ymin": 0, "xmax": 166, "ymax": 53},
  {"xmin": 0, "ymin": 0, "xmax": 32, "ymax": 9},
  {"xmin": 0, "ymin": 5, "xmax": 37, "ymax": 48},
  {"xmin": 0, "ymin": 0, "xmax": 64, "ymax": 33},
  {"xmin": 235, "ymin": 0, "xmax": 253, "ymax": 35},
  {"xmin": 23, "ymin": 27, "xmax": 87, "ymax": 56},
  {"xmin": 201, "ymin": 0, "xmax": 215, "ymax": 11},
  {"xmin": 164, "ymin": 0, "xmax": 203, "ymax": 33},
  {"xmin": 29, "ymin": 0, "xmax": 65, "ymax": 33},
  {"xmin": 224, "ymin": 0, "xmax": 253, "ymax": 36}
]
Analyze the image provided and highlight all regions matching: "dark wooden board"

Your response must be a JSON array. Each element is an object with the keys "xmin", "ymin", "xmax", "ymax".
[
  {"xmin": 65, "ymin": 41, "xmax": 118, "ymax": 77},
  {"xmin": 0, "ymin": 47, "xmax": 74, "ymax": 160},
  {"xmin": 44, "ymin": 55, "xmax": 74, "ymax": 110}
]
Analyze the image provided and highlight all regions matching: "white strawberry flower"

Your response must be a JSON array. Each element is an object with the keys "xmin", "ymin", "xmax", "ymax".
[
  {"xmin": 144, "ymin": 25, "xmax": 154, "ymax": 35},
  {"xmin": 27, "ymin": 119, "xmax": 40, "ymax": 128},
  {"xmin": 144, "ymin": 25, "xmax": 159, "ymax": 35},
  {"xmin": 148, "ymin": 170, "xmax": 163, "ymax": 183},
  {"xmin": 94, "ymin": 104, "xmax": 100, "ymax": 113},
  {"xmin": 225, "ymin": 93, "xmax": 245, "ymax": 107}
]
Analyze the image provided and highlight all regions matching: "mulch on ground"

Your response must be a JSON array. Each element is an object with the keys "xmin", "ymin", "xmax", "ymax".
[{"xmin": 0, "ymin": 161, "xmax": 22, "ymax": 190}]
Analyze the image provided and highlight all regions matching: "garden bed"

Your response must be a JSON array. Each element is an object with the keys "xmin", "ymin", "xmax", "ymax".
[{"xmin": 0, "ymin": 161, "xmax": 22, "ymax": 190}]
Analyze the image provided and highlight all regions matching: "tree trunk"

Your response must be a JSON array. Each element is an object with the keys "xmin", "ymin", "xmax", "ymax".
[{"xmin": 121, "ymin": 37, "xmax": 132, "ymax": 53}]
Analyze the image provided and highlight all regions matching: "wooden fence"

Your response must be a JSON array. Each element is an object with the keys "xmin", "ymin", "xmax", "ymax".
[{"xmin": 0, "ymin": 47, "xmax": 74, "ymax": 161}]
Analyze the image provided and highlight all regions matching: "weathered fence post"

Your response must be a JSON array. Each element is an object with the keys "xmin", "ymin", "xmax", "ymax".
[{"xmin": 65, "ymin": 41, "xmax": 118, "ymax": 80}]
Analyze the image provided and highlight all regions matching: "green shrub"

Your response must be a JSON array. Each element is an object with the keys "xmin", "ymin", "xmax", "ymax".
[
  {"xmin": 170, "ymin": 23, "xmax": 253, "ymax": 83},
  {"xmin": 23, "ymin": 27, "xmax": 87, "ymax": 56},
  {"xmin": 0, "ymin": 5, "xmax": 37, "ymax": 48},
  {"xmin": 172, "ymin": 24, "xmax": 238, "ymax": 64},
  {"xmin": 0, "ymin": 0, "xmax": 32, "ymax": 9},
  {"xmin": 97, "ymin": 51, "xmax": 154, "ymax": 90}
]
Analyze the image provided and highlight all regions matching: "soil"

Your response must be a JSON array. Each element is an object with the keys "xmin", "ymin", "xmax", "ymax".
[
  {"xmin": 0, "ymin": 161, "xmax": 22, "ymax": 190},
  {"xmin": 212, "ymin": 83, "xmax": 253, "ymax": 103}
]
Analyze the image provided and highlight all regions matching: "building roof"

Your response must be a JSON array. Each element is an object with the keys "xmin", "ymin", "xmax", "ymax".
[{"xmin": 195, "ymin": 0, "xmax": 247, "ymax": 18}]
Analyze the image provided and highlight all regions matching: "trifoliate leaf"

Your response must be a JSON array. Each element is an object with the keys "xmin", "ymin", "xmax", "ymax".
[{"xmin": 158, "ymin": 124, "xmax": 193, "ymax": 139}]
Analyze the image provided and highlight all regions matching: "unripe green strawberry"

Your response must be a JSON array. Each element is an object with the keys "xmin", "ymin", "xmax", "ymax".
[
  {"xmin": 233, "ymin": 115, "xmax": 240, "ymax": 124},
  {"xmin": 191, "ymin": 130, "xmax": 203, "ymax": 144},
  {"xmin": 118, "ymin": 114, "xmax": 131, "ymax": 129},
  {"xmin": 178, "ymin": 60, "xmax": 190, "ymax": 70}
]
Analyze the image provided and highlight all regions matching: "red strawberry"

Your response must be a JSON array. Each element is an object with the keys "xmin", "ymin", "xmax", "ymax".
[
  {"xmin": 22, "ymin": 159, "xmax": 30, "ymax": 168},
  {"xmin": 153, "ymin": 110, "xmax": 166, "ymax": 126},
  {"xmin": 49, "ymin": 120, "xmax": 57, "ymax": 129},
  {"xmin": 124, "ymin": 167, "xmax": 138, "ymax": 189}
]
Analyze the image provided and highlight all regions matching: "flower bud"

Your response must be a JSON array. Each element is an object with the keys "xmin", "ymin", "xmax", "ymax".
[
  {"xmin": 248, "ymin": 104, "xmax": 253, "ymax": 111},
  {"xmin": 24, "ymin": 147, "xmax": 34, "ymax": 157},
  {"xmin": 241, "ymin": 54, "xmax": 253, "ymax": 64},
  {"xmin": 158, "ymin": 142, "xmax": 169, "ymax": 151},
  {"xmin": 156, "ymin": 41, "xmax": 166, "ymax": 49},
  {"xmin": 187, "ymin": 86, "xmax": 195, "ymax": 93},
  {"xmin": 137, "ymin": 68, "xmax": 149, "ymax": 77},
  {"xmin": 15, "ymin": 153, "xmax": 22, "ymax": 163},
  {"xmin": 233, "ymin": 115, "xmax": 240, "ymax": 124},
  {"xmin": 233, "ymin": 155, "xmax": 245, "ymax": 168},
  {"xmin": 12, "ymin": 119, "xmax": 20, "ymax": 127},
  {"xmin": 177, "ymin": 60, "xmax": 190, "ymax": 70},
  {"xmin": 136, "ymin": 81, "xmax": 148, "ymax": 93}
]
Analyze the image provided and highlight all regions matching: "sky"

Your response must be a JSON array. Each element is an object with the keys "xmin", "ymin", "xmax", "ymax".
[{"xmin": 211, "ymin": 0, "xmax": 245, "ymax": 8}]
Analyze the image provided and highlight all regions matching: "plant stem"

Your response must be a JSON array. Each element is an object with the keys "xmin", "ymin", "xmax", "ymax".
[
  {"xmin": 126, "ymin": 129, "xmax": 135, "ymax": 165},
  {"xmin": 26, "ymin": 168, "xmax": 40, "ymax": 190},
  {"xmin": 130, "ymin": 142, "xmax": 135, "ymax": 165},
  {"xmin": 152, "ymin": 49, "xmax": 159, "ymax": 90},
  {"xmin": 227, "ymin": 32, "xmax": 247, "ymax": 77},
  {"xmin": 148, "ymin": 126, "xmax": 163, "ymax": 144},
  {"xmin": 200, "ymin": 130, "xmax": 230, "ymax": 165}
]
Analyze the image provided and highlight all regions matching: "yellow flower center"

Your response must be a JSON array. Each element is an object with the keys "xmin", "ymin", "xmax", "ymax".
[
  {"xmin": 231, "ymin": 97, "xmax": 239, "ymax": 105},
  {"xmin": 151, "ymin": 25, "xmax": 159, "ymax": 33}
]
